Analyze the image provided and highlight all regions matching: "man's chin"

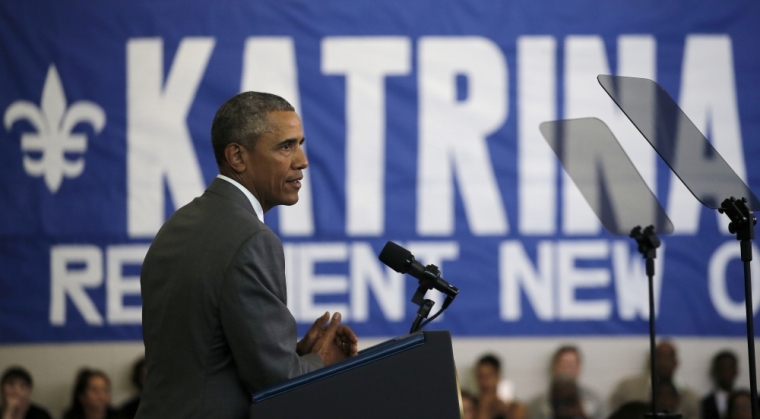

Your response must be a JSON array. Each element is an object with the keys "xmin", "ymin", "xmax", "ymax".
[{"xmin": 280, "ymin": 195, "xmax": 299, "ymax": 206}]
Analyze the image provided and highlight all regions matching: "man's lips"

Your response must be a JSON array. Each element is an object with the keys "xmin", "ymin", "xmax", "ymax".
[{"xmin": 286, "ymin": 177, "xmax": 302, "ymax": 187}]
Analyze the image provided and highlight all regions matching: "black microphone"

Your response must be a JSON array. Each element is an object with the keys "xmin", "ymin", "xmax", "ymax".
[{"xmin": 378, "ymin": 241, "xmax": 459, "ymax": 298}]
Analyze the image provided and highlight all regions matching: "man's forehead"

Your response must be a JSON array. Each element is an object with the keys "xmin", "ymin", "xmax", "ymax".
[
  {"xmin": 266, "ymin": 110, "xmax": 301, "ymax": 125},
  {"xmin": 263, "ymin": 110, "xmax": 303, "ymax": 137}
]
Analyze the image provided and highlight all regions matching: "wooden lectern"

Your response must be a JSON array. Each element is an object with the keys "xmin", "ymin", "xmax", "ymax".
[{"xmin": 250, "ymin": 331, "xmax": 462, "ymax": 418}]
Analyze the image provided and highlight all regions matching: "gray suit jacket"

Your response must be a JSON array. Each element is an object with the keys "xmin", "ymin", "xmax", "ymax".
[{"xmin": 136, "ymin": 178, "xmax": 322, "ymax": 419}]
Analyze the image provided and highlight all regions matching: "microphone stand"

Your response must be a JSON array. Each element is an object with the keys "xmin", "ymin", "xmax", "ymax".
[
  {"xmin": 630, "ymin": 226, "xmax": 680, "ymax": 419},
  {"xmin": 718, "ymin": 197, "xmax": 758, "ymax": 419},
  {"xmin": 410, "ymin": 294, "xmax": 434, "ymax": 334},
  {"xmin": 408, "ymin": 264, "xmax": 454, "ymax": 333}
]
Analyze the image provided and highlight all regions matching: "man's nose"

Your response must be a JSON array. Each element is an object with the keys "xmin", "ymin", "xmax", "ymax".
[{"xmin": 294, "ymin": 144, "xmax": 309, "ymax": 169}]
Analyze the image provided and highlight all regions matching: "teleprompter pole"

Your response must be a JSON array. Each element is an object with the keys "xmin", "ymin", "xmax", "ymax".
[
  {"xmin": 631, "ymin": 226, "xmax": 681, "ymax": 419},
  {"xmin": 719, "ymin": 197, "xmax": 758, "ymax": 419}
]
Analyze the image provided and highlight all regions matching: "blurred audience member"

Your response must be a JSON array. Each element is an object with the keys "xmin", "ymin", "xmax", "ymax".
[
  {"xmin": 610, "ymin": 341, "xmax": 699, "ymax": 419},
  {"xmin": 119, "ymin": 358, "xmax": 145, "ymax": 419},
  {"xmin": 550, "ymin": 378, "xmax": 586, "ymax": 419},
  {"xmin": 655, "ymin": 379, "xmax": 679, "ymax": 414},
  {"xmin": 701, "ymin": 350, "xmax": 738, "ymax": 419},
  {"xmin": 726, "ymin": 390, "xmax": 752, "ymax": 419},
  {"xmin": 476, "ymin": 354, "xmax": 526, "ymax": 419},
  {"xmin": 607, "ymin": 401, "xmax": 650, "ymax": 419},
  {"xmin": 0, "ymin": 367, "xmax": 51, "ymax": 419},
  {"xmin": 528, "ymin": 346, "xmax": 605, "ymax": 419},
  {"xmin": 463, "ymin": 390, "xmax": 479, "ymax": 419},
  {"xmin": 62, "ymin": 369, "xmax": 122, "ymax": 419}
]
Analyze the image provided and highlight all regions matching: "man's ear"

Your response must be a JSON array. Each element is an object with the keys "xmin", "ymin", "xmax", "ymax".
[{"xmin": 224, "ymin": 143, "xmax": 246, "ymax": 173}]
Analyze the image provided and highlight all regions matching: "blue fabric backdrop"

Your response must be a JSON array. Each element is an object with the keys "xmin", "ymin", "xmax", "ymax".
[{"xmin": 1, "ymin": 0, "xmax": 759, "ymax": 342}]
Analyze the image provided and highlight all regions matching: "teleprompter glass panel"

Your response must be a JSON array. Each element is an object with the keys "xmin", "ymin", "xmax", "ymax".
[
  {"xmin": 597, "ymin": 75, "xmax": 760, "ymax": 210},
  {"xmin": 539, "ymin": 117, "xmax": 673, "ymax": 236}
]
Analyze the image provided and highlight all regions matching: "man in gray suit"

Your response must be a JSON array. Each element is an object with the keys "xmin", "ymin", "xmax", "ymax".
[{"xmin": 136, "ymin": 92, "xmax": 358, "ymax": 419}]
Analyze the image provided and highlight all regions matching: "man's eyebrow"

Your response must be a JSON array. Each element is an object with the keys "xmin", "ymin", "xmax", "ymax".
[
  {"xmin": 276, "ymin": 137, "xmax": 305, "ymax": 147},
  {"xmin": 277, "ymin": 138, "xmax": 297, "ymax": 146}
]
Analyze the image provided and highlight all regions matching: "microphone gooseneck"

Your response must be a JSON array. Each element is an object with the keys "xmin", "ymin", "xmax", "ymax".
[{"xmin": 378, "ymin": 241, "xmax": 460, "ymax": 333}]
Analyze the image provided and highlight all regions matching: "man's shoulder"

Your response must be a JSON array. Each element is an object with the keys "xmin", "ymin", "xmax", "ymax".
[
  {"xmin": 167, "ymin": 180, "xmax": 265, "ymax": 232},
  {"xmin": 188, "ymin": 180, "xmax": 258, "ymax": 218},
  {"xmin": 205, "ymin": 177, "xmax": 258, "ymax": 214},
  {"xmin": 145, "ymin": 180, "xmax": 271, "ymax": 269}
]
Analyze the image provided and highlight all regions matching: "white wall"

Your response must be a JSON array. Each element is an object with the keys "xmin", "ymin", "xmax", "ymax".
[{"xmin": 1, "ymin": 336, "xmax": 756, "ymax": 418}]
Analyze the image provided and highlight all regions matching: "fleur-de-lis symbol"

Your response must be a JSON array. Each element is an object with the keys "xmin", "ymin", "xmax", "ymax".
[{"xmin": 4, "ymin": 65, "xmax": 106, "ymax": 193}]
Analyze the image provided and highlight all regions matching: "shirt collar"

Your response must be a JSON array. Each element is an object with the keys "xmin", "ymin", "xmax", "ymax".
[{"xmin": 216, "ymin": 174, "xmax": 264, "ymax": 222}]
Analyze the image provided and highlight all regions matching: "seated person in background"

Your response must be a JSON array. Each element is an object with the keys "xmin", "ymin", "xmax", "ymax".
[
  {"xmin": 610, "ymin": 341, "xmax": 699, "ymax": 419},
  {"xmin": 476, "ymin": 354, "xmax": 526, "ymax": 419},
  {"xmin": 119, "ymin": 358, "xmax": 146, "ymax": 419},
  {"xmin": 550, "ymin": 379, "xmax": 586, "ymax": 419},
  {"xmin": 701, "ymin": 350, "xmax": 738, "ymax": 419},
  {"xmin": 655, "ymin": 379, "xmax": 680, "ymax": 414},
  {"xmin": 527, "ymin": 346, "xmax": 605, "ymax": 419},
  {"xmin": 462, "ymin": 390, "xmax": 479, "ymax": 419},
  {"xmin": 726, "ymin": 390, "xmax": 752, "ymax": 419},
  {"xmin": 0, "ymin": 367, "xmax": 52, "ymax": 419},
  {"xmin": 62, "ymin": 369, "xmax": 123, "ymax": 419}
]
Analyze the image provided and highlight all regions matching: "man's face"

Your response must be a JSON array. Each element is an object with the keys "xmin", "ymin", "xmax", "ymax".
[
  {"xmin": 79, "ymin": 375, "xmax": 110, "ymax": 413},
  {"xmin": 2, "ymin": 378, "xmax": 31, "ymax": 407},
  {"xmin": 553, "ymin": 351, "xmax": 581, "ymax": 381},
  {"xmin": 655, "ymin": 342, "xmax": 677, "ymax": 379},
  {"xmin": 715, "ymin": 356, "xmax": 738, "ymax": 391},
  {"xmin": 476, "ymin": 363, "xmax": 499, "ymax": 396},
  {"xmin": 242, "ymin": 111, "xmax": 307, "ymax": 212}
]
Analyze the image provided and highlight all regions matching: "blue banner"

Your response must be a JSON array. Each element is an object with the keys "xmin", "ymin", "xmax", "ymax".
[{"xmin": 2, "ymin": 0, "xmax": 760, "ymax": 343}]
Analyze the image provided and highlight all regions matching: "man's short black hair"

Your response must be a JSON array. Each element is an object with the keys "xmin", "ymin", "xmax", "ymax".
[
  {"xmin": 477, "ymin": 354, "xmax": 501, "ymax": 373},
  {"xmin": 1, "ymin": 366, "xmax": 33, "ymax": 387},
  {"xmin": 552, "ymin": 345, "xmax": 581, "ymax": 366},
  {"xmin": 211, "ymin": 91, "xmax": 295, "ymax": 166},
  {"xmin": 712, "ymin": 350, "xmax": 738, "ymax": 368}
]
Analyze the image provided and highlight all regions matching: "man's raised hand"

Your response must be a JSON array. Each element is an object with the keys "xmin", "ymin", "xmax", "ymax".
[
  {"xmin": 310, "ymin": 312, "xmax": 357, "ymax": 366},
  {"xmin": 334, "ymin": 323, "xmax": 359, "ymax": 357},
  {"xmin": 296, "ymin": 311, "xmax": 330, "ymax": 356}
]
